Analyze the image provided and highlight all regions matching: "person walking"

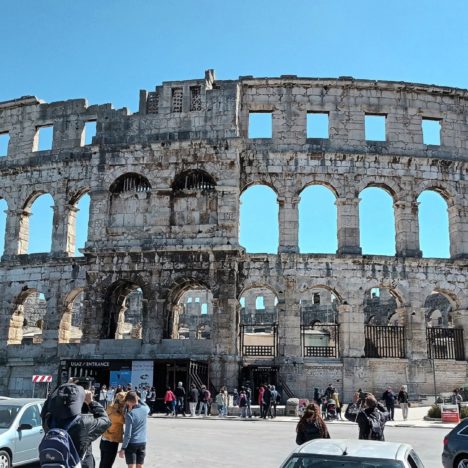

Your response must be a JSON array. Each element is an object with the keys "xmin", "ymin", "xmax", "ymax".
[
  {"xmin": 258, "ymin": 385, "xmax": 265, "ymax": 418},
  {"xmin": 163, "ymin": 387, "xmax": 176, "ymax": 416},
  {"xmin": 313, "ymin": 387, "xmax": 320, "ymax": 404},
  {"xmin": 239, "ymin": 390, "xmax": 248, "ymax": 418},
  {"xmin": 244, "ymin": 385, "xmax": 253, "ymax": 418},
  {"xmin": 119, "ymin": 391, "xmax": 150, "ymax": 468},
  {"xmin": 269, "ymin": 385, "xmax": 278, "ymax": 418},
  {"xmin": 99, "ymin": 391, "xmax": 127, "ymax": 468},
  {"xmin": 215, "ymin": 389, "xmax": 225, "ymax": 417},
  {"xmin": 451, "ymin": 388, "xmax": 463, "ymax": 414},
  {"xmin": 174, "ymin": 381, "xmax": 187, "ymax": 417},
  {"xmin": 145, "ymin": 387, "xmax": 156, "ymax": 416},
  {"xmin": 189, "ymin": 384, "xmax": 199, "ymax": 417},
  {"xmin": 397, "ymin": 385, "xmax": 410, "ymax": 421},
  {"xmin": 356, "ymin": 394, "xmax": 389, "ymax": 441},
  {"xmin": 296, "ymin": 403, "xmax": 330, "ymax": 445},
  {"xmin": 198, "ymin": 385, "xmax": 210, "ymax": 417},
  {"xmin": 99, "ymin": 385, "xmax": 108, "ymax": 409},
  {"xmin": 262, "ymin": 384, "xmax": 272, "ymax": 419},
  {"xmin": 332, "ymin": 390, "xmax": 343, "ymax": 420},
  {"xmin": 233, "ymin": 388, "xmax": 239, "ymax": 407},
  {"xmin": 382, "ymin": 387, "xmax": 396, "ymax": 421}
]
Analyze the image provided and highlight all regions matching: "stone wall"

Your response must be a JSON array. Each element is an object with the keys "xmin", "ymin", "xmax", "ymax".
[{"xmin": 0, "ymin": 71, "xmax": 467, "ymax": 400}]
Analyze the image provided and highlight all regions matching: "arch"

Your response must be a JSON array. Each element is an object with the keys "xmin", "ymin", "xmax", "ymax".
[
  {"xmin": 363, "ymin": 287, "xmax": 398, "ymax": 325},
  {"xmin": 416, "ymin": 183, "xmax": 453, "ymax": 205},
  {"xmin": 59, "ymin": 288, "xmax": 85, "ymax": 343},
  {"xmin": 239, "ymin": 286, "xmax": 278, "ymax": 324},
  {"xmin": 424, "ymin": 291, "xmax": 453, "ymax": 328},
  {"xmin": 24, "ymin": 193, "xmax": 55, "ymax": 254},
  {"xmin": 101, "ymin": 281, "xmax": 144, "ymax": 339},
  {"xmin": 0, "ymin": 197, "xmax": 8, "ymax": 257},
  {"xmin": 9, "ymin": 288, "xmax": 47, "ymax": 344},
  {"xmin": 298, "ymin": 184, "xmax": 337, "ymax": 253},
  {"xmin": 359, "ymin": 187, "xmax": 395, "ymax": 255},
  {"xmin": 240, "ymin": 184, "xmax": 279, "ymax": 253},
  {"xmin": 68, "ymin": 190, "xmax": 90, "ymax": 256},
  {"xmin": 172, "ymin": 169, "xmax": 216, "ymax": 191},
  {"xmin": 299, "ymin": 286, "xmax": 339, "ymax": 325},
  {"xmin": 357, "ymin": 180, "xmax": 399, "ymax": 200},
  {"xmin": 418, "ymin": 190, "xmax": 450, "ymax": 258},
  {"xmin": 299, "ymin": 180, "xmax": 340, "ymax": 199},
  {"xmin": 240, "ymin": 180, "xmax": 279, "ymax": 197},
  {"xmin": 109, "ymin": 173, "xmax": 151, "ymax": 194}
]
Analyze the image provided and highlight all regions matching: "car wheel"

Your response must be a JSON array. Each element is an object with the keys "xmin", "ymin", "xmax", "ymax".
[
  {"xmin": 0, "ymin": 450, "xmax": 11, "ymax": 468},
  {"xmin": 455, "ymin": 454, "xmax": 468, "ymax": 468}
]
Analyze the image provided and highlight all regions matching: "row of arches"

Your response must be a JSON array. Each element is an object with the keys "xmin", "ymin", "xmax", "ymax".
[
  {"xmin": 7, "ymin": 281, "xmax": 459, "ymax": 346},
  {"xmin": 240, "ymin": 184, "xmax": 450, "ymax": 257}
]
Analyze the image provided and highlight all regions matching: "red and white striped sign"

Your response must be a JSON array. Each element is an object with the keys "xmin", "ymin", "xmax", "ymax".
[{"xmin": 32, "ymin": 375, "xmax": 52, "ymax": 383}]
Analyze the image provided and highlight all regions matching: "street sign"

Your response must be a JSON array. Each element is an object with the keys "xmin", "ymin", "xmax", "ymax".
[{"xmin": 441, "ymin": 404, "xmax": 460, "ymax": 423}]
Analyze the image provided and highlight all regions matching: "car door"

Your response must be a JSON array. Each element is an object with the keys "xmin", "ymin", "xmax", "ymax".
[
  {"xmin": 407, "ymin": 449, "xmax": 425, "ymax": 468},
  {"xmin": 14, "ymin": 403, "xmax": 44, "ymax": 464}
]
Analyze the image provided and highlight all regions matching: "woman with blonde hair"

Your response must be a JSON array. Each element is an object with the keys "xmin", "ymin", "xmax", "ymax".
[
  {"xmin": 99, "ymin": 391, "xmax": 127, "ymax": 468},
  {"xmin": 296, "ymin": 403, "xmax": 330, "ymax": 445}
]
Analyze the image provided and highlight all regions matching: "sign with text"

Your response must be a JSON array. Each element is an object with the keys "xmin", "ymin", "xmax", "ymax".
[{"xmin": 131, "ymin": 361, "xmax": 154, "ymax": 390}]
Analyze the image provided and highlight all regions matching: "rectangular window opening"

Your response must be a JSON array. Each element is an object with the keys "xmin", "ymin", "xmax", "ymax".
[
  {"xmin": 190, "ymin": 86, "xmax": 202, "ymax": 111},
  {"xmin": 171, "ymin": 87, "xmax": 183, "ymax": 113},
  {"xmin": 83, "ymin": 121, "xmax": 97, "ymax": 146},
  {"xmin": 0, "ymin": 132, "xmax": 10, "ymax": 156},
  {"xmin": 34, "ymin": 125, "xmax": 53, "ymax": 151},
  {"xmin": 307, "ymin": 112, "xmax": 329, "ymax": 139},
  {"xmin": 422, "ymin": 118, "xmax": 441, "ymax": 145},
  {"xmin": 248, "ymin": 112, "xmax": 272, "ymax": 139},
  {"xmin": 365, "ymin": 114, "xmax": 386, "ymax": 141}
]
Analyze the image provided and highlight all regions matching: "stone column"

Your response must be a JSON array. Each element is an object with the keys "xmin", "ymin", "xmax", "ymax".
[
  {"xmin": 278, "ymin": 196, "xmax": 299, "ymax": 254},
  {"xmin": 41, "ymin": 290, "xmax": 60, "ymax": 349},
  {"xmin": 336, "ymin": 198, "xmax": 362, "ymax": 255},
  {"xmin": 2, "ymin": 209, "xmax": 29, "ymax": 258},
  {"xmin": 277, "ymin": 276, "xmax": 301, "ymax": 358},
  {"xmin": 86, "ymin": 190, "xmax": 108, "ymax": 246},
  {"xmin": 394, "ymin": 200, "xmax": 422, "ymax": 257},
  {"xmin": 402, "ymin": 307, "xmax": 428, "ymax": 360},
  {"xmin": 451, "ymin": 309, "xmax": 468, "ymax": 359},
  {"xmin": 51, "ymin": 202, "xmax": 71, "ymax": 256},
  {"xmin": 448, "ymin": 202, "xmax": 468, "ymax": 259},
  {"xmin": 338, "ymin": 303, "xmax": 365, "ymax": 357}
]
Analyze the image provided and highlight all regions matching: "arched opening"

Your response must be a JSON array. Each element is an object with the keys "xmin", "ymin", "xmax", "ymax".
[
  {"xmin": 299, "ymin": 185, "xmax": 337, "ymax": 253},
  {"xmin": 0, "ymin": 198, "xmax": 7, "ymax": 257},
  {"xmin": 424, "ymin": 291, "xmax": 464, "ymax": 360},
  {"xmin": 299, "ymin": 287, "xmax": 339, "ymax": 357},
  {"xmin": 171, "ymin": 170, "xmax": 217, "ymax": 226},
  {"xmin": 109, "ymin": 174, "xmax": 151, "ymax": 228},
  {"xmin": 240, "ymin": 185, "xmax": 278, "ymax": 253},
  {"xmin": 172, "ymin": 288, "xmax": 213, "ymax": 339},
  {"xmin": 363, "ymin": 287, "xmax": 405, "ymax": 358},
  {"xmin": 9, "ymin": 289, "xmax": 47, "ymax": 344},
  {"xmin": 59, "ymin": 289, "xmax": 85, "ymax": 343},
  {"xmin": 239, "ymin": 286, "xmax": 278, "ymax": 357},
  {"xmin": 101, "ymin": 282, "xmax": 144, "ymax": 340},
  {"xmin": 359, "ymin": 187, "xmax": 395, "ymax": 255},
  {"xmin": 418, "ymin": 190, "xmax": 450, "ymax": 258},
  {"xmin": 25, "ymin": 193, "xmax": 54, "ymax": 254},
  {"xmin": 69, "ymin": 192, "xmax": 90, "ymax": 256}
]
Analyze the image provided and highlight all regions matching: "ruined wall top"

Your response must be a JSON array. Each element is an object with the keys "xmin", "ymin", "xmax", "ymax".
[{"xmin": 2, "ymin": 70, "xmax": 468, "ymax": 162}]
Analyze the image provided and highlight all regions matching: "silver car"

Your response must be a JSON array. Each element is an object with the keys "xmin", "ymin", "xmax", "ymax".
[
  {"xmin": 280, "ymin": 438, "xmax": 425, "ymax": 467},
  {"xmin": 0, "ymin": 398, "xmax": 44, "ymax": 467}
]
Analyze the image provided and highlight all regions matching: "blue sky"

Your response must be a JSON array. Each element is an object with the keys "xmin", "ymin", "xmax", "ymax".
[{"xmin": 1, "ymin": 0, "xmax": 463, "ymax": 257}]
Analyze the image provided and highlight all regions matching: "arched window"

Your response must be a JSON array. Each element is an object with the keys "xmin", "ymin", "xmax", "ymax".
[
  {"xmin": 359, "ymin": 187, "xmax": 395, "ymax": 255},
  {"xmin": 59, "ymin": 289, "xmax": 85, "ymax": 343},
  {"xmin": 26, "ymin": 194, "xmax": 55, "ymax": 253},
  {"xmin": 172, "ymin": 170, "xmax": 216, "ymax": 192},
  {"xmin": 364, "ymin": 287, "xmax": 398, "ymax": 325},
  {"xmin": 418, "ymin": 190, "xmax": 449, "ymax": 258},
  {"xmin": 240, "ymin": 185, "xmax": 278, "ymax": 253},
  {"xmin": 68, "ymin": 192, "xmax": 90, "ymax": 256},
  {"xmin": 299, "ymin": 185, "xmax": 337, "ymax": 253},
  {"xmin": 0, "ymin": 198, "xmax": 7, "ymax": 257},
  {"xmin": 110, "ymin": 173, "xmax": 151, "ymax": 194}
]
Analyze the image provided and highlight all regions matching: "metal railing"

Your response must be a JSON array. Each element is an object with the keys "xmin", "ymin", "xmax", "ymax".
[
  {"xmin": 427, "ymin": 327, "xmax": 465, "ymax": 360},
  {"xmin": 242, "ymin": 345, "xmax": 275, "ymax": 357},
  {"xmin": 364, "ymin": 325, "xmax": 406, "ymax": 358},
  {"xmin": 301, "ymin": 323, "xmax": 339, "ymax": 358}
]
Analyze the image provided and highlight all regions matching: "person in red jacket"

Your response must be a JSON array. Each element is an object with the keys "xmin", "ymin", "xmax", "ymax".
[
  {"xmin": 164, "ymin": 387, "xmax": 176, "ymax": 416},
  {"xmin": 258, "ymin": 385, "xmax": 265, "ymax": 418}
]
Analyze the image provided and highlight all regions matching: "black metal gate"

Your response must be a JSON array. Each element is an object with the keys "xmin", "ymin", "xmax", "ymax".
[
  {"xmin": 364, "ymin": 325, "xmax": 406, "ymax": 358},
  {"xmin": 301, "ymin": 323, "xmax": 339, "ymax": 358},
  {"xmin": 426, "ymin": 327, "xmax": 465, "ymax": 360}
]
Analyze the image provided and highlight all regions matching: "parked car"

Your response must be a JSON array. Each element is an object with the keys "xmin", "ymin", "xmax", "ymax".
[
  {"xmin": 0, "ymin": 398, "xmax": 44, "ymax": 467},
  {"xmin": 280, "ymin": 438, "xmax": 424, "ymax": 467},
  {"xmin": 442, "ymin": 417, "xmax": 468, "ymax": 468}
]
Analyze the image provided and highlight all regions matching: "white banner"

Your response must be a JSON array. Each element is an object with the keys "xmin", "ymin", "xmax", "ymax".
[{"xmin": 131, "ymin": 361, "xmax": 154, "ymax": 391}]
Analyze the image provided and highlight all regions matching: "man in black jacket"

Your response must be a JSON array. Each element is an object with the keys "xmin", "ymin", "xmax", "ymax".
[
  {"xmin": 356, "ymin": 394, "xmax": 389, "ymax": 441},
  {"xmin": 174, "ymin": 381, "xmax": 187, "ymax": 417},
  {"xmin": 41, "ymin": 383, "xmax": 111, "ymax": 468},
  {"xmin": 382, "ymin": 386, "xmax": 396, "ymax": 421}
]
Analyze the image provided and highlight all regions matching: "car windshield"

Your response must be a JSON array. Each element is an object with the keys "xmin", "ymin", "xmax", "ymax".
[
  {"xmin": 283, "ymin": 455, "xmax": 403, "ymax": 468},
  {"xmin": 0, "ymin": 405, "xmax": 21, "ymax": 429}
]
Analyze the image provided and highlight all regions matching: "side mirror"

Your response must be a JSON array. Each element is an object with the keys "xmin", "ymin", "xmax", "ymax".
[{"xmin": 18, "ymin": 423, "xmax": 33, "ymax": 431}]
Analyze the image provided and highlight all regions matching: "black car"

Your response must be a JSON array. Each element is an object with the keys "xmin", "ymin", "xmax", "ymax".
[{"xmin": 442, "ymin": 418, "xmax": 468, "ymax": 467}]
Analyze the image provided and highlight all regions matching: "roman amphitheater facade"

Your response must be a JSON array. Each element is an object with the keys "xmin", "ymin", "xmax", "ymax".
[{"xmin": 0, "ymin": 70, "xmax": 467, "ymax": 400}]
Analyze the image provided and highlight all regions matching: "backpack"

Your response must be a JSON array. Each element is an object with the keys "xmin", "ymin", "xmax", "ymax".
[
  {"xmin": 366, "ymin": 410, "xmax": 385, "ymax": 441},
  {"xmin": 203, "ymin": 389, "xmax": 211, "ymax": 402},
  {"xmin": 39, "ymin": 415, "xmax": 82, "ymax": 468}
]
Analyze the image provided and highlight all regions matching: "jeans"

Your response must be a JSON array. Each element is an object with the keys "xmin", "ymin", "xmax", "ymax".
[
  {"xmin": 189, "ymin": 401, "xmax": 197, "ymax": 416},
  {"xmin": 99, "ymin": 440, "xmax": 119, "ymax": 468},
  {"xmin": 176, "ymin": 397, "xmax": 186, "ymax": 416},
  {"xmin": 386, "ymin": 404, "xmax": 395, "ymax": 420},
  {"xmin": 198, "ymin": 401, "xmax": 208, "ymax": 416},
  {"xmin": 217, "ymin": 404, "xmax": 225, "ymax": 416},
  {"xmin": 246, "ymin": 401, "xmax": 252, "ymax": 417},
  {"xmin": 240, "ymin": 406, "xmax": 247, "ymax": 418},
  {"xmin": 166, "ymin": 400, "xmax": 176, "ymax": 415},
  {"xmin": 400, "ymin": 402, "xmax": 409, "ymax": 420}
]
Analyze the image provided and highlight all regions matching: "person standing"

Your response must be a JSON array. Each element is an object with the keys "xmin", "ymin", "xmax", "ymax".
[
  {"xmin": 356, "ymin": 394, "xmax": 389, "ymax": 441},
  {"xmin": 397, "ymin": 385, "xmax": 410, "ymax": 421},
  {"xmin": 99, "ymin": 391, "xmax": 127, "ymax": 468},
  {"xmin": 198, "ymin": 385, "xmax": 210, "ymax": 417},
  {"xmin": 269, "ymin": 385, "xmax": 278, "ymax": 418},
  {"xmin": 451, "ymin": 388, "xmax": 463, "ymax": 414},
  {"xmin": 189, "ymin": 384, "xmax": 199, "ymax": 417},
  {"xmin": 174, "ymin": 382, "xmax": 186, "ymax": 417},
  {"xmin": 215, "ymin": 389, "xmax": 225, "ymax": 417},
  {"xmin": 145, "ymin": 387, "xmax": 156, "ymax": 416},
  {"xmin": 99, "ymin": 385, "xmax": 108, "ymax": 409},
  {"xmin": 119, "ymin": 391, "xmax": 150, "ymax": 468},
  {"xmin": 244, "ymin": 385, "xmax": 253, "ymax": 418},
  {"xmin": 258, "ymin": 385, "xmax": 265, "ymax": 418},
  {"xmin": 106, "ymin": 386, "xmax": 115, "ymax": 407},
  {"xmin": 296, "ymin": 403, "xmax": 330, "ymax": 445},
  {"xmin": 163, "ymin": 387, "xmax": 176, "ymax": 416},
  {"xmin": 382, "ymin": 387, "xmax": 396, "ymax": 421},
  {"xmin": 238, "ymin": 390, "xmax": 248, "ymax": 418},
  {"xmin": 233, "ymin": 388, "xmax": 239, "ymax": 407},
  {"xmin": 332, "ymin": 390, "xmax": 343, "ymax": 420},
  {"xmin": 262, "ymin": 385, "xmax": 272, "ymax": 419}
]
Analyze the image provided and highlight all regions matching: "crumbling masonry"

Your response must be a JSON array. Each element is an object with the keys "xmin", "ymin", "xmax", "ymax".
[{"xmin": 1, "ymin": 70, "xmax": 468, "ymax": 400}]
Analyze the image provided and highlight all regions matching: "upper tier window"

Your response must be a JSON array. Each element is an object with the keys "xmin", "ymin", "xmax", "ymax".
[{"xmin": 172, "ymin": 170, "xmax": 216, "ymax": 191}]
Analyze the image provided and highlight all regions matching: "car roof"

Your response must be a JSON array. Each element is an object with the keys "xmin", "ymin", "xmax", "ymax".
[
  {"xmin": 0, "ymin": 398, "xmax": 44, "ymax": 406},
  {"xmin": 297, "ymin": 439, "xmax": 412, "ymax": 460}
]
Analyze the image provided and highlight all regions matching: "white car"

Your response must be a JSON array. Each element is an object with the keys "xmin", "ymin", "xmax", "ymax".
[
  {"xmin": 0, "ymin": 398, "xmax": 44, "ymax": 467},
  {"xmin": 280, "ymin": 438, "xmax": 425, "ymax": 467}
]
